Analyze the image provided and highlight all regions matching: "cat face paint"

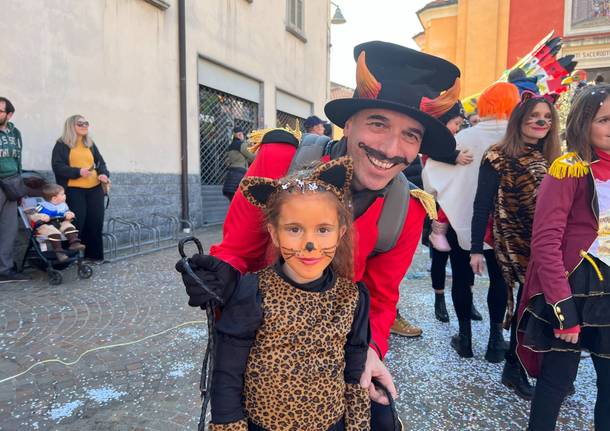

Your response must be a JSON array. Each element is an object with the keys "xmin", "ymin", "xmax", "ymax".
[
  {"xmin": 268, "ymin": 192, "xmax": 345, "ymax": 284},
  {"xmin": 521, "ymin": 101, "xmax": 552, "ymax": 142}
]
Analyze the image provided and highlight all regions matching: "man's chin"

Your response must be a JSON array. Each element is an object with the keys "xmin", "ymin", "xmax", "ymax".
[{"xmin": 354, "ymin": 171, "xmax": 396, "ymax": 192}]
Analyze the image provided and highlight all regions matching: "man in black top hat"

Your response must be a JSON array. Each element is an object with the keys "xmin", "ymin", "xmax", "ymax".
[{"xmin": 178, "ymin": 41, "xmax": 461, "ymax": 426}]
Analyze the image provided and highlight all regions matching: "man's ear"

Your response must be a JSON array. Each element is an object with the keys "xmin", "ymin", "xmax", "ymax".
[
  {"xmin": 343, "ymin": 117, "xmax": 352, "ymax": 137},
  {"xmin": 267, "ymin": 223, "xmax": 280, "ymax": 247}
]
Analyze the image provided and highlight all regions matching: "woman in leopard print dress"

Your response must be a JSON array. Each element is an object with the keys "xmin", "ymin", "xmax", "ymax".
[
  {"xmin": 470, "ymin": 92, "xmax": 561, "ymax": 400},
  {"xmin": 209, "ymin": 157, "xmax": 374, "ymax": 431}
]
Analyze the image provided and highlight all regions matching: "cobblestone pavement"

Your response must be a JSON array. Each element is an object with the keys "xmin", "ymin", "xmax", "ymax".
[{"xmin": 0, "ymin": 226, "xmax": 596, "ymax": 430}]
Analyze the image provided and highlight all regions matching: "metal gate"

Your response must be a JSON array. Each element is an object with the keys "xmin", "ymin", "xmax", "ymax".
[
  {"xmin": 276, "ymin": 110, "xmax": 305, "ymax": 131},
  {"xmin": 199, "ymin": 85, "xmax": 259, "ymax": 224}
]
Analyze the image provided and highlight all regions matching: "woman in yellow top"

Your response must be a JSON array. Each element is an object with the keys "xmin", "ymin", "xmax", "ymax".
[{"xmin": 51, "ymin": 115, "xmax": 109, "ymax": 262}]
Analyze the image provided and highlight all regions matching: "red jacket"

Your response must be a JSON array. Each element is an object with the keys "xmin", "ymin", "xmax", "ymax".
[
  {"xmin": 210, "ymin": 140, "xmax": 426, "ymax": 358},
  {"xmin": 517, "ymin": 155, "xmax": 599, "ymax": 377}
]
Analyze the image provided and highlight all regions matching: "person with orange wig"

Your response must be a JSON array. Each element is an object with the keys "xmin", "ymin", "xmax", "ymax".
[{"xmin": 423, "ymin": 82, "xmax": 520, "ymax": 362}]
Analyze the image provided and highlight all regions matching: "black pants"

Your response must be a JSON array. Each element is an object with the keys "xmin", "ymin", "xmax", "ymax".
[
  {"xmin": 433, "ymin": 247, "xmax": 492, "ymax": 294},
  {"xmin": 431, "ymin": 245, "xmax": 474, "ymax": 292},
  {"xmin": 504, "ymin": 284, "xmax": 523, "ymax": 364},
  {"xmin": 431, "ymin": 248, "xmax": 450, "ymax": 290},
  {"xmin": 446, "ymin": 226, "xmax": 507, "ymax": 323},
  {"xmin": 66, "ymin": 185, "xmax": 105, "ymax": 260},
  {"xmin": 529, "ymin": 351, "xmax": 610, "ymax": 431},
  {"xmin": 484, "ymin": 249, "xmax": 507, "ymax": 324}
]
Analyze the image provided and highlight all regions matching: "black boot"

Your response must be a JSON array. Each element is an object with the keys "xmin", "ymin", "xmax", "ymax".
[
  {"xmin": 450, "ymin": 319, "xmax": 473, "ymax": 358},
  {"xmin": 434, "ymin": 293, "xmax": 449, "ymax": 323},
  {"xmin": 470, "ymin": 303, "xmax": 483, "ymax": 321},
  {"xmin": 485, "ymin": 323, "xmax": 508, "ymax": 363},
  {"xmin": 501, "ymin": 360, "xmax": 534, "ymax": 400}
]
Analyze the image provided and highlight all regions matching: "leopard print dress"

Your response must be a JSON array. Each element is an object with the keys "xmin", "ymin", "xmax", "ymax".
[
  {"xmin": 209, "ymin": 266, "xmax": 370, "ymax": 431},
  {"xmin": 485, "ymin": 145, "xmax": 548, "ymax": 326}
]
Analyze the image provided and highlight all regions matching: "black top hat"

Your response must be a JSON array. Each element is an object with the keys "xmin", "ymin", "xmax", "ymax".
[{"xmin": 325, "ymin": 41, "xmax": 461, "ymax": 160}]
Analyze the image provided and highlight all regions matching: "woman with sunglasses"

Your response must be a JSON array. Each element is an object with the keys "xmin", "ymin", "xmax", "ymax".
[
  {"xmin": 51, "ymin": 115, "xmax": 109, "ymax": 262},
  {"xmin": 470, "ymin": 92, "xmax": 562, "ymax": 400}
]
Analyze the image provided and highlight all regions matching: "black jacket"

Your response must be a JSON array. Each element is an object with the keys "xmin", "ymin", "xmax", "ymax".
[
  {"xmin": 51, "ymin": 140, "xmax": 109, "ymax": 190},
  {"xmin": 402, "ymin": 155, "xmax": 423, "ymax": 189}
]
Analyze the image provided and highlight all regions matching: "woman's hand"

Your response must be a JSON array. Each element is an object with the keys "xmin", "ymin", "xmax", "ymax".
[
  {"xmin": 556, "ymin": 332, "xmax": 579, "ymax": 344},
  {"xmin": 456, "ymin": 149, "xmax": 474, "ymax": 165},
  {"xmin": 79, "ymin": 168, "xmax": 91, "ymax": 177},
  {"xmin": 470, "ymin": 253, "xmax": 485, "ymax": 275},
  {"xmin": 98, "ymin": 174, "xmax": 109, "ymax": 183}
]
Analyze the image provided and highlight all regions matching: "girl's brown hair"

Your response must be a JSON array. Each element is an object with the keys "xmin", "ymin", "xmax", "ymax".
[
  {"xmin": 493, "ymin": 97, "xmax": 561, "ymax": 163},
  {"xmin": 566, "ymin": 84, "xmax": 610, "ymax": 162},
  {"xmin": 264, "ymin": 188, "xmax": 354, "ymax": 280}
]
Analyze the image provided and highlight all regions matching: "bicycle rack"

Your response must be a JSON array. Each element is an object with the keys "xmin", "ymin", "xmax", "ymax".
[{"xmin": 102, "ymin": 214, "xmax": 198, "ymax": 262}]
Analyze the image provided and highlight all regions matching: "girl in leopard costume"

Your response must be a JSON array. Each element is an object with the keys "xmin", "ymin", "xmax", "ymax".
[
  {"xmin": 209, "ymin": 157, "xmax": 371, "ymax": 431},
  {"xmin": 470, "ymin": 92, "xmax": 561, "ymax": 400}
]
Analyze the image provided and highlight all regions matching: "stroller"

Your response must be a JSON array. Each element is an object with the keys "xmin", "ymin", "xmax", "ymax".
[{"xmin": 18, "ymin": 172, "xmax": 93, "ymax": 285}]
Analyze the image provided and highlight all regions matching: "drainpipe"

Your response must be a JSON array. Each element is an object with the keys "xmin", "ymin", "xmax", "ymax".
[{"xmin": 178, "ymin": 0, "xmax": 190, "ymax": 231}]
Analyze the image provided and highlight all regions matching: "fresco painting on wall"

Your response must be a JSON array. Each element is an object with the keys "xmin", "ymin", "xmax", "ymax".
[{"xmin": 570, "ymin": 0, "xmax": 610, "ymax": 30}]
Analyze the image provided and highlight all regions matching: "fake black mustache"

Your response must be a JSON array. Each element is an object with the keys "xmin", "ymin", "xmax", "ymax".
[{"xmin": 358, "ymin": 142, "xmax": 408, "ymax": 166}]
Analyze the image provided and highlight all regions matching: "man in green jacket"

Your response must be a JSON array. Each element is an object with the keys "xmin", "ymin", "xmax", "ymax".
[{"xmin": 0, "ymin": 97, "xmax": 28, "ymax": 283}]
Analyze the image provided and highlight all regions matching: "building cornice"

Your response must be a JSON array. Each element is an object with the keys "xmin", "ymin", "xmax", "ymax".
[
  {"xmin": 413, "ymin": 31, "xmax": 425, "ymax": 49},
  {"xmin": 416, "ymin": 0, "xmax": 458, "ymax": 15},
  {"xmin": 416, "ymin": 2, "xmax": 458, "ymax": 30}
]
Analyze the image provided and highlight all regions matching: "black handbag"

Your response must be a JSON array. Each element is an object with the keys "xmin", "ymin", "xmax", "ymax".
[{"xmin": 0, "ymin": 173, "xmax": 27, "ymax": 201}]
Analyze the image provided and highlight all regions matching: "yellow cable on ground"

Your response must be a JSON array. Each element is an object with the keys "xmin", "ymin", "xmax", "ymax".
[{"xmin": 0, "ymin": 320, "xmax": 207, "ymax": 385}]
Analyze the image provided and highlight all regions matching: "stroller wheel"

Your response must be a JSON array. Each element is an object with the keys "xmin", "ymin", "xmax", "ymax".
[
  {"xmin": 48, "ymin": 269, "xmax": 62, "ymax": 285},
  {"xmin": 77, "ymin": 264, "xmax": 93, "ymax": 279}
]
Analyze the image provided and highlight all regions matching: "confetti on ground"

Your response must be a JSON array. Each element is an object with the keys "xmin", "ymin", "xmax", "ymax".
[
  {"xmin": 0, "ymin": 227, "xmax": 596, "ymax": 430},
  {"xmin": 86, "ymin": 387, "xmax": 127, "ymax": 404},
  {"xmin": 48, "ymin": 400, "xmax": 83, "ymax": 421}
]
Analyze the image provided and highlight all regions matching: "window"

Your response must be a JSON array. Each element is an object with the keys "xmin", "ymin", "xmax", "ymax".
[
  {"xmin": 286, "ymin": 0, "xmax": 306, "ymax": 41},
  {"xmin": 276, "ymin": 110, "xmax": 305, "ymax": 132}
]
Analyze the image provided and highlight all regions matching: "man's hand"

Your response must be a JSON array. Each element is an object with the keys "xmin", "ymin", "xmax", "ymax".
[
  {"xmin": 98, "ymin": 174, "xmax": 109, "ymax": 183},
  {"xmin": 79, "ymin": 168, "xmax": 91, "ymax": 177},
  {"xmin": 456, "ymin": 149, "xmax": 474, "ymax": 165},
  {"xmin": 64, "ymin": 211, "xmax": 75, "ymax": 220},
  {"xmin": 175, "ymin": 254, "xmax": 239, "ymax": 307},
  {"xmin": 359, "ymin": 347, "xmax": 397, "ymax": 405},
  {"xmin": 40, "ymin": 214, "xmax": 50, "ymax": 222},
  {"xmin": 470, "ymin": 253, "xmax": 485, "ymax": 275}
]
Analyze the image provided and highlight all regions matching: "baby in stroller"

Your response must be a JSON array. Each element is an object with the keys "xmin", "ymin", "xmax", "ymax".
[{"xmin": 28, "ymin": 184, "xmax": 85, "ymax": 262}]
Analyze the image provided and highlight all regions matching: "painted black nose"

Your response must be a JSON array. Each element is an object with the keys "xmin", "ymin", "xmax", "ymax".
[
  {"xmin": 535, "ymin": 119, "xmax": 548, "ymax": 127},
  {"xmin": 305, "ymin": 242, "xmax": 315, "ymax": 252}
]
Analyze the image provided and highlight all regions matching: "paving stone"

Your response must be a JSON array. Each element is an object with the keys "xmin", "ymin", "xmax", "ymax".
[{"xmin": 0, "ymin": 225, "xmax": 597, "ymax": 430}]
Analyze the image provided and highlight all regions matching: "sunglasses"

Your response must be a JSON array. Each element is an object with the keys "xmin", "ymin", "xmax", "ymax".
[{"xmin": 76, "ymin": 121, "xmax": 90, "ymax": 127}]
